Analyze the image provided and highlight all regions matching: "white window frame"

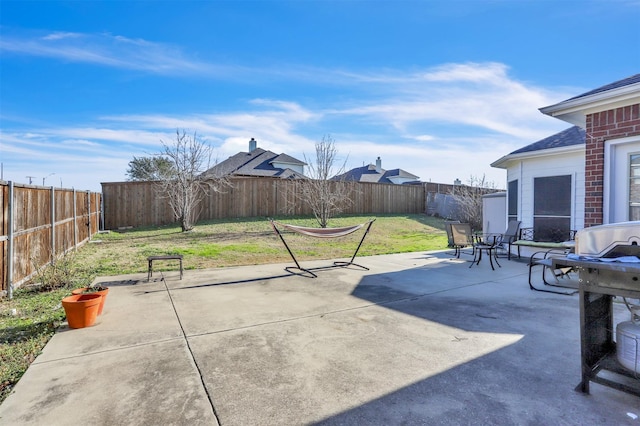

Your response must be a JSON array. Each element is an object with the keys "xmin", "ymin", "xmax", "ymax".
[{"xmin": 603, "ymin": 135, "xmax": 640, "ymax": 223}]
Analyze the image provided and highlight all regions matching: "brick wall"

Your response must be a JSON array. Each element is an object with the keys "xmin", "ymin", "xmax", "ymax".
[{"xmin": 585, "ymin": 104, "xmax": 640, "ymax": 226}]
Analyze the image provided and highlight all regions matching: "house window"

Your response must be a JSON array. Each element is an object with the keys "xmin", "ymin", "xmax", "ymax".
[
  {"xmin": 630, "ymin": 154, "xmax": 640, "ymax": 221},
  {"xmin": 508, "ymin": 180, "xmax": 518, "ymax": 223},
  {"xmin": 533, "ymin": 175, "xmax": 571, "ymax": 242}
]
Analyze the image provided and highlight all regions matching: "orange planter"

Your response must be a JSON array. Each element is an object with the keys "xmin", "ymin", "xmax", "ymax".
[
  {"xmin": 72, "ymin": 287, "xmax": 109, "ymax": 315},
  {"xmin": 61, "ymin": 294, "xmax": 102, "ymax": 329}
]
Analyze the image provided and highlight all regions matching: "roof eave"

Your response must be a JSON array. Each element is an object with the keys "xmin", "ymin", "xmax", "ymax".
[
  {"xmin": 270, "ymin": 160, "xmax": 307, "ymax": 167},
  {"xmin": 491, "ymin": 144, "xmax": 585, "ymax": 169},
  {"xmin": 539, "ymin": 82, "xmax": 640, "ymax": 128}
]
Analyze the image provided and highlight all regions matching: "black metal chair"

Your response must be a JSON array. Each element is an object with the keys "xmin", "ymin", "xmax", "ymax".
[
  {"xmin": 495, "ymin": 220, "xmax": 521, "ymax": 260},
  {"xmin": 484, "ymin": 220, "xmax": 521, "ymax": 260},
  {"xmin": 527, "ymin": 249, "xmax": 577, "ymax": 295}
]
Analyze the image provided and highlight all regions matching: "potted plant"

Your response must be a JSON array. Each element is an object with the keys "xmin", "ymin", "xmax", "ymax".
[
  {"xmin": 72, "ymin": 285, "xmax": 109, "ymax": 315},
  {"xmin": 61, "ymin": 293, "xmax": 102, "ymax": 329}
]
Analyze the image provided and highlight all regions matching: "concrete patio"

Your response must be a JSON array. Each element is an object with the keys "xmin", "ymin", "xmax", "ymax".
[{"xmin": 0, "ymin": 250, "xmax": 638, "ymax": 425}]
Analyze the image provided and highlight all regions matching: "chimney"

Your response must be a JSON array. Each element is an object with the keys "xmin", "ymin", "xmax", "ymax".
[
  {"xmin": 375, "ymin": 157, "xmax": 382, "ymax": 173},
  {"xmin": 249, "ymin": 138, "xmax": 257, "ymax": 152}
]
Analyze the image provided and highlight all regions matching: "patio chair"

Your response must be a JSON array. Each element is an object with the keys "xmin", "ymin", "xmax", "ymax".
[
  {"xmin": 444, "ymin": 220, "xmax": 460, "ymax": 249},
  {"xmin": 487, "ymin": 220, "xmax": 521, "ymax": 260},
  {"xmin": 527, "ymin": 249, "xmax": 577, "ymax": 295},
  {"xmin": 449, "ymin": 223, "xmax": 476, "ymax": 258}
]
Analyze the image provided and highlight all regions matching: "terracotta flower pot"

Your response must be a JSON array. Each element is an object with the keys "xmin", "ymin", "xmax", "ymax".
[
  {"xmin": 72, "ymin": 287, "xmax": 109, "ymax": 315},
  {"xmin": 61, "ymin": 294, "xmax": 102, "ymax": 329}
]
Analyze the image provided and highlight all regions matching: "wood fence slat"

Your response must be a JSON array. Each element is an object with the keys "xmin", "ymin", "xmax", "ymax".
[
  {"xmin": 101, "ymin": 177, "xmax": 428, "ymax": 229},
  {"xmin": 0, "ymin": 182, "xmax": 101, "ymax": 293}
]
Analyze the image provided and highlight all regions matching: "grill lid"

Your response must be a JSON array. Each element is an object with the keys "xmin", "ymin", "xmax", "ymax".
[{"xmin": 575, "ymin": 221, "xmax": 640, "ymax": 258}]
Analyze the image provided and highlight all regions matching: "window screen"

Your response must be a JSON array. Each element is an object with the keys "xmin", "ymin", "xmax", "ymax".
[
  {"xmin": 508, "ymin": 180, "xmax": 518, "ymax": 222},
  {"xmin": 533, "ymin": 175, "xmax": 571, "ymax": 242}
]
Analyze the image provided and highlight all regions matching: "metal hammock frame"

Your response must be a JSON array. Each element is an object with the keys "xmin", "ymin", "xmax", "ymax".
[{"xmin": 269, "ymin": 218, "xmax": 375, "ymax": 278}]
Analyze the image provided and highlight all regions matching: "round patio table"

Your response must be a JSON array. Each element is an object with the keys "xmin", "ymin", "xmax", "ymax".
[{"xmin": 469, "ymin": 243, "xmax": 501, "ymax": 270}]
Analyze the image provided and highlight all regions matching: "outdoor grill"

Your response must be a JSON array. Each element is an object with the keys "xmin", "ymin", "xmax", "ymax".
[
  {"xmin": 575, "ymin": 220, "xmax": 640, "ymax": 259},
  {"xmin": 558, "ymin": 221, "xmax": 640, "ymax": 397}
]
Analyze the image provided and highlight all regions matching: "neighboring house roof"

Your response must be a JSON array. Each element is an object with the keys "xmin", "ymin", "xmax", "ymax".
[
  {"xmin": 204, "ymin": 147, "xmax": 307, "ymax": 179},
  {"xmin": 539, "ymin": 73, "xmax": 640, "ymax": 127},
  {"xmin": 384, "ymin": 168, "xmax": 420, "ymax": 184},
  {"xmin": 271, "ymin": 153, "xmax": 304, "ymax": 166},
  {"xmin": 491, "ymin": 126, "xmax": 585, "ymax": 169},
  {"xmin": 334, "ymin": 163, "xmax": 420, "ymax": 184}
]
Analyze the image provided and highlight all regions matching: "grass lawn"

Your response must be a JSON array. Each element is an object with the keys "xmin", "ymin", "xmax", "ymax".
[{"xmin": 0, "ymin": 214, "xmax": 447, "ymax": 404}]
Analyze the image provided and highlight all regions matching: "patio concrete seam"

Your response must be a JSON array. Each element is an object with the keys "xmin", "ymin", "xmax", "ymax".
[
  {"xmin": 31, "ymin": 335, "xmax": 185, "ymax": 365},
  {"xmin": 162, "ymin": 273, "xmax": 221, "ymax": 425}
]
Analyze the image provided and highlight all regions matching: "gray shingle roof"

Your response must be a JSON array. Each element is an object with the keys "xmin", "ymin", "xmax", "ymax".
[
  {"xmin": 565, "ymin": 73, "xmax": 640, "ymax": 102},
  {"xmin": 333, "ymin": 164, "xmax": 419, "ymax": 184},
  {"xmin": 204, "ymin": 148, "xmax": 306, "ymax": 178},
  {"xmin": 510, "ymin": 126, "xmax": 585, "ymax": 155},
  {"xmin": 271, "ymin": 153, "xmax": 305, "ymax": 166}
]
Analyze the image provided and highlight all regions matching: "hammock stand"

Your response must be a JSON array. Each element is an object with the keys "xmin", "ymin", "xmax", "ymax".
[{"xmin": 269, "ymin": 219, "xmax": 375, "ymax": 278}]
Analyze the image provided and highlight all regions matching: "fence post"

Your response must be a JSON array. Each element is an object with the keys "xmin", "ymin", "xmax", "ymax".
[
  {"xmin": 100, "ymin": 193, "xmax": 104, "ymax": 231},
  {"xmin": 100, "ymin": 188, "xmax": 105, "ymax": 229},
  {"xmin": 87, "ymin": 190, "xmax": 91, "ymax": 238},
  {"xmin": 7, "ymin": 181, "xmax": 14, "ymax": 300},
  {"xmin": 50, "ymin": 186, "xmax": 56, "ymax": 264},
  {"xmin": 73, "ymin": 188, "xmax": 78, "ymax": 250}
]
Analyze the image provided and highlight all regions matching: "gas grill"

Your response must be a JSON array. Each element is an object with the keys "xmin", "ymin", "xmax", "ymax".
[
  {"xmin": 554, "ymin": 221, "xmax": 640, "ymax": 397},
  {"xmin": 575, "ymin": 220, "xmax": 640, "ymax": 259}
]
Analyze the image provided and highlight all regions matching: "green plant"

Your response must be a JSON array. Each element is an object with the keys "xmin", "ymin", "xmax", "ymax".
[
  {"xmin": 0, "ymin": 287, "xmax": 68, "ymax": 403},
  {"xmin": 75, "ymin": 285, "xmax": 108, "ymax": 294},
  {"xmin": 30, "ymin": 252, "xmax": 77, "ymax": 292},
  {"xmin": 1, "ymin": 250, "xmax": 96, "ymax": 404}
]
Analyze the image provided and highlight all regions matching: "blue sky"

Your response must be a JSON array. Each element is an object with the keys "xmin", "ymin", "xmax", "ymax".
[{"xmin": 1, "ymin": 0, "xmax": 639, "ymax": 192}]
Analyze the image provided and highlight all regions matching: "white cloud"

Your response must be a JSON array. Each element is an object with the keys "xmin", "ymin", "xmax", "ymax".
[
  {"xmin": 1, "ymin": 60, "xmax": 577, "ymax": 191},
  {"xmin": 59, "ymin": 139, "xmax": 101, "ymax": 148},
  {"xmin": 0, "ymin": 31, "xmax": 224, "ymax": 76},
  {"xmin": 330, "ymin": 62, "xmax": 572, "ymax": 142},
  {"xmin": 41, "ymin": 31, "xmax": 83, "ymax": 41},
  {"xmin": 420, "ymin": 62, "xmax": 510, "ymax": 84}
]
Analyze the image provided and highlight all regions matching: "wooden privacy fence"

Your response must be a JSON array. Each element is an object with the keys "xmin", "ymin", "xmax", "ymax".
[
  {"xmin": 0, "ymin": 181, "xmax": 102, "ymax": 294},
  {"xmin": 102, "ymin": 177, "xmax": 426, "ymax": 229}
]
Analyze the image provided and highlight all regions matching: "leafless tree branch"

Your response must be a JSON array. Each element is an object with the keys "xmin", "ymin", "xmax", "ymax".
[
  {"xmin": 295, "ymin": 135, "xmax": 356, "ymax": 228},
  {"xmin": 156, "ymin": 129, "xmax": 231, "ymax": 231},
  {"xmin": 449, "ymin": 174, "xmax": 497, "ymax": 231}
]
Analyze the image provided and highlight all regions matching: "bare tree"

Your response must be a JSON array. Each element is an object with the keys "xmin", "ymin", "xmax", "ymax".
[
  {"xmin": 157, "ymin": 129, "xmax": 231, "ymax": 232},
  {"xmin": 297, "ymin": 135, "xmax": 355, "ymax": 228},
  {"xmin": 449, "ymin": 174, "xmax": 497, "ymax": 231}
]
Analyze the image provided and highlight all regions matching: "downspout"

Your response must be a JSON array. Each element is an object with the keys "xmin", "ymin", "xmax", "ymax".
[
  {"xmin": 572, "ymin": 171, "xmax": 578, "ymax": 231},
  {"xmin": 519, "ymin": 161, "xmax": 523, "ymax": 223}
]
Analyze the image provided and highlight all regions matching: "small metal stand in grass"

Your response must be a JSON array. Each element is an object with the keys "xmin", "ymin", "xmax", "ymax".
[{"xmin": 147, "ymin": 255, "xmax": 184, "ymax": 281}]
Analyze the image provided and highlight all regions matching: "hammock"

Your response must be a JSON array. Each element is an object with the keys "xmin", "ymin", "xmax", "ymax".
[{"xmin": 269, "ymin": 218, "xmax": 375, "ymax": 278}]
